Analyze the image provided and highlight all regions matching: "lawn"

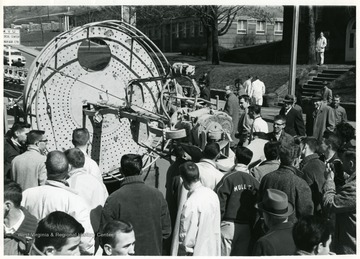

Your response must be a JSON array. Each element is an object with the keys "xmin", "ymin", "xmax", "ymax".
[{"xmin": 166, "ymin": 54, "xmax": 309, "ymax": 94}]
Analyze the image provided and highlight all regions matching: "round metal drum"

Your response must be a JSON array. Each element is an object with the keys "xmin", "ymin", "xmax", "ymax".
[{"xmin": 24, "ymin": 21, "xmax": 169, "ymax": 182}]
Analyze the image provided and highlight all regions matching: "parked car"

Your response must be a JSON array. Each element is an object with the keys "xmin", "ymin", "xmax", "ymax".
[{"xmin": 3, "ymin": 47, "xmax": 26, "ymax": 67}]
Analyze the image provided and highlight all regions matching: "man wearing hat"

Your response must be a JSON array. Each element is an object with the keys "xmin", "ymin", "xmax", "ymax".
[
  {"xmin": 21, "ymin": 151, "xmax": 95, "ymax": 255},
  {"xmin": 252, "ymin": 189, "xmax": 297, "ymax": 256},
  {"xmin": 312, "ymin": 93, "xmax": 335, "ymax": 141},
  {"xmin": 279, "ymin": 94, "xmax": 305, "ymax": 137}
]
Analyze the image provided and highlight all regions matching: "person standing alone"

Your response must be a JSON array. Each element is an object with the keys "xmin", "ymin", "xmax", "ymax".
[{"xmin": 316, "ymin": 32, "xmax": 327, "ymax": 65}]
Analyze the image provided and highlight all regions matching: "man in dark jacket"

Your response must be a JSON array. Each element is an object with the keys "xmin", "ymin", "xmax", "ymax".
[
  {"xmin": 259, "ymin": 143, "xmax": 314, "ymax": 223},
  {"xmin": 199, "ymin": 79, "xmax": 210, "ymax": 101},
  {"xmin": 267, "ymin": 115, "xmax": 294, "ymax": 147},
  {"xmin": 253, "ymin": 189, "xmax": 296, "ymax": 256},
  {"xmin": 299, "ymin": 137, "xmax": 326, "ymax": 216},
  {"xmin": 4, "ymin": 122, "xmax": 31, "ymax": 179},
  {"xmin": 100, "ymin": 154, "xmax": 171, "ymax": 255},
  {"xmin": 323, "ymin": 148, "xmax": 356, "ymax": 254},
  {"xmin": 4, "ymin": 180, "xmax": 38, "ymax": 255},
  {"xmin": 224, "ymin": 85, "xmax": 240, "ymax": 148},
  {"xmin": 279, "ymin": 95, "xmax": 305, "ymax": 137},
  {"xmin": 312, "ymin": 93, "xmax": 335, "ymax": 141},
  {"xmin": 215, "ymin": 146, "xmax": 259, "ymax": 256}
]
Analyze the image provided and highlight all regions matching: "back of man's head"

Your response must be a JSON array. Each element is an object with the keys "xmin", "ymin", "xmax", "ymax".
[
  {"xmin": 64, "ymin": 148, "xmax": 85, "ymax": 169},
  {"xmin": 264, "ymin": 141, "xmax": 280, "ymax": 161},
  {"xmin": 235, "ymin": 146, "xmax": 253, "ymax": 165},
  {"xmin": 249, "ymin": 104, "xmax": 261, "ymax": 115},
  {"xmin": 121, "ymin": 154, "xmax": 142, "ymax": 177},
  {"xmin": 4, "ymin": 180, "xmax": 22, "ymax": 208},
  {"xmin": 301, "ymin": 137, "xmax": 318, "ymax": 153},
  {"xmin": 173, "ymin": 145, "xmax": 185, "ymax": 160},
  {"xmin": 34, "ymin": 211, "xmax": 84, "ymax": 254},
  {"xmin": 323, "ymin": 132, "xmax": 341, "ymax": 152},
  {"xmin": 179, "ymin": 161, "xmax": 199, "ymax": 184},
  {"xmin": 46, "ymin": 151, "xmax": 69, "ymax": 180},
  {"xmin": 239, "ymin": 94, "xmax": 251, "ymax": 103},
  {"xmin": 293, "ymin": 215, "xmax": 333, "ymax": 254},
  {"xmin": 100, "ymin": 220, "xmax": 134, "ymax": 250},
  {"xmin": 26, "ymin": 130, "xmax": 45, "ymax": 145},
  {"xmin": 335, "ymin": 123, "xmax": 355, "ymax": 144},
  {"xmin": 72, "ymin": 128, "xmax": 89, "ymax": 147},
  {"xmin": 203, "ymin": 142, "xmax": 220, "ymax": 160},
  {"xmin": 279, "ymin": 143, "xmax": 301, "ymax": 166}
]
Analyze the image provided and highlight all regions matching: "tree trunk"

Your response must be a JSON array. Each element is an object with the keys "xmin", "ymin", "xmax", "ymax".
[
  {"xmin": 206, "ymin": 26, "xmax": 212, "ymax": 61},
  {"xmin": 307, "ymin": 6, "xmax": 316, "ymax": 64},
  {"xmin": 212, "ymin": 21, "xmax": 220, "ymax": 65}
]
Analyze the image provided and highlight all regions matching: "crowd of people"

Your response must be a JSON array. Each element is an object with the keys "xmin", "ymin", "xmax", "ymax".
[{"xmin": 3, "ymin": 73, "xmax": 356, "ymax": 256}]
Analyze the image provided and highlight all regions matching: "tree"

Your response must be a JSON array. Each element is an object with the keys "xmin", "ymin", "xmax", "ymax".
[
  {"xmin": 29, "ymin": 6, "xmax": 46, "ymax": 43},
  {"xmin": 4, "ymin": 6, "xmax": 19, "ymax": 27},
  {"xmin": 191, "ymin": 6, "xmax": 244, "ymax": 64},
  {"xmin": 307, "ymin": 6, "xmax": 316, "ymax": 64}
]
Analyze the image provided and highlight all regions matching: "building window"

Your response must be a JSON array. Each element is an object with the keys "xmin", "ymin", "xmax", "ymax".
[
  {"xmin": 190, "ymin": 21, "xmax": 195, "ymax": 37},
  {"xmin": 173, "ymin": 22, "xmax": 179, "ymax": 38},
  {"xmin": 256, "ymin": 21, "xmax": 266, "ymax": 34},
  {"xmin": 182, "ymin": 22, "xmax": 187, "ymax": 38},
  {"xmin": 274, "ymin": 21, "xmax": 283, "ymax": 35},
  {"xmin": 237, "ymin": 19, "xmax": 247, "ymax": 34},
  {"xmin": 199, "ymin": 21, "xmax": 203, "ymax": 36},
  {"xmin": 186, "ymin": 21, "xmax": 191, "ymax": 37}
]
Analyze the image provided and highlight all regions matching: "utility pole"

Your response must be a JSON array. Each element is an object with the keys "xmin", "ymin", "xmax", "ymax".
[{"xmin": 289, "ymin": 6, "xmax": 299, "ymax": 95}]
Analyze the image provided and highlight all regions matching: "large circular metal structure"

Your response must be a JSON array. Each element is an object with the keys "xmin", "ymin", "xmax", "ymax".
[{"xmin": 24, "ymin": 21, "xmax": 170, "ymax": 181}]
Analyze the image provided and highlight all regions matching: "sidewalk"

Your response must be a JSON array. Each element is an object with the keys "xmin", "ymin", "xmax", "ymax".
[{"xmin": 16, "ymin": 45, "xmax": 41, "ymax": 57}]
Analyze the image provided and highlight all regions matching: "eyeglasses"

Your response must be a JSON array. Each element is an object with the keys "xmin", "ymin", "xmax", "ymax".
[
  {"xmin": 39, "ymin": 139, "xmax": 48, "ymax": 143},
  {"xmin": 273, "ymin": 123, "xmax": 285, "ymax": 126}
]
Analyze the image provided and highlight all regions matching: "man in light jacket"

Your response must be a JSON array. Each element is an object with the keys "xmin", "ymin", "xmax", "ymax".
[
  {"xmin": 178, "ymin": 161, "xmax": 221, "ymax": 256},
  {"xmin": 316, "ymin": 32, "xmax": 327, "ymax": 65}
]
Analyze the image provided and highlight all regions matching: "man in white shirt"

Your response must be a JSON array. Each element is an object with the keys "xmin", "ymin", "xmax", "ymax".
[
  {"xmin": 178, "ymin": 161, "xmax": 221, "ymax": 256},
  {"xmin": 243, "ymin": 75, "xmax": 253, "ymax": 96},
  {"xmin": 316, "ymin": 32, "xmax": 327, "ymax": 65},
  {"xmin": 248, "ymin": 104, "xmax": 269, "ymax": 143},
  {"xmin": 72, "ymin": 128, "xmax": 103, "ymax": 182},
  {"xmin": 250, "ymin": 76, "xmax": 266, "ymax": 106},
  {"xmin": 196, "ymin": 142, "xmax": 224, "ymax": 190},
  {"xmin": 21, "ymin": 151, "xmax": 95, "ymax": 255}
]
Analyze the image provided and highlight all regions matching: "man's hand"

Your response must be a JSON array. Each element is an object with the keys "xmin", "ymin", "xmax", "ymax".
[{"xmin": 325, "ymin": 163, "xmax": 335, "ymax": 181}]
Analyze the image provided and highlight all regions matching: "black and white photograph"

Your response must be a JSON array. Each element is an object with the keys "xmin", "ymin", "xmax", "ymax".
[{"xmin": 2, "ymin": 1, "xmax": 357, "ymax": 257}]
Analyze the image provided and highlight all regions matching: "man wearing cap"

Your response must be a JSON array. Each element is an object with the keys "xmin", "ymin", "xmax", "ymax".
[
  {"xmin": 21, "ymin": 151, "xmax": 95, "ymax": 255},
  {"xmin": 312, "ymin": 93, "xmax": 335, "ymax": 141},
  {"xmin": 11, "ymin": 130, "xmax": 48, "ymax": 191},
  {"xmin": 279, "ymin": 94, "xmax": 305, "ymax": 137},
  {"xmin": 252, "ymin": 189, "xmax": 297, "ymax": 256},
  {"xmin": 224, "ymin": 85, "xmax": 240, "ymax": 147}
]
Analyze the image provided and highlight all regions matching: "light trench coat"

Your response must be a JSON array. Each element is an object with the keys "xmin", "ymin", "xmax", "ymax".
[{"xmin": 171, "ymin": 181, "xmax": 221, "ymax": 256}]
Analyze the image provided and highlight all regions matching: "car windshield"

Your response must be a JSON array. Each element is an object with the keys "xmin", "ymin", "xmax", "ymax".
[{"xmin": 11, "ymin": 51, "xmax": 22, "ymax": 55}]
